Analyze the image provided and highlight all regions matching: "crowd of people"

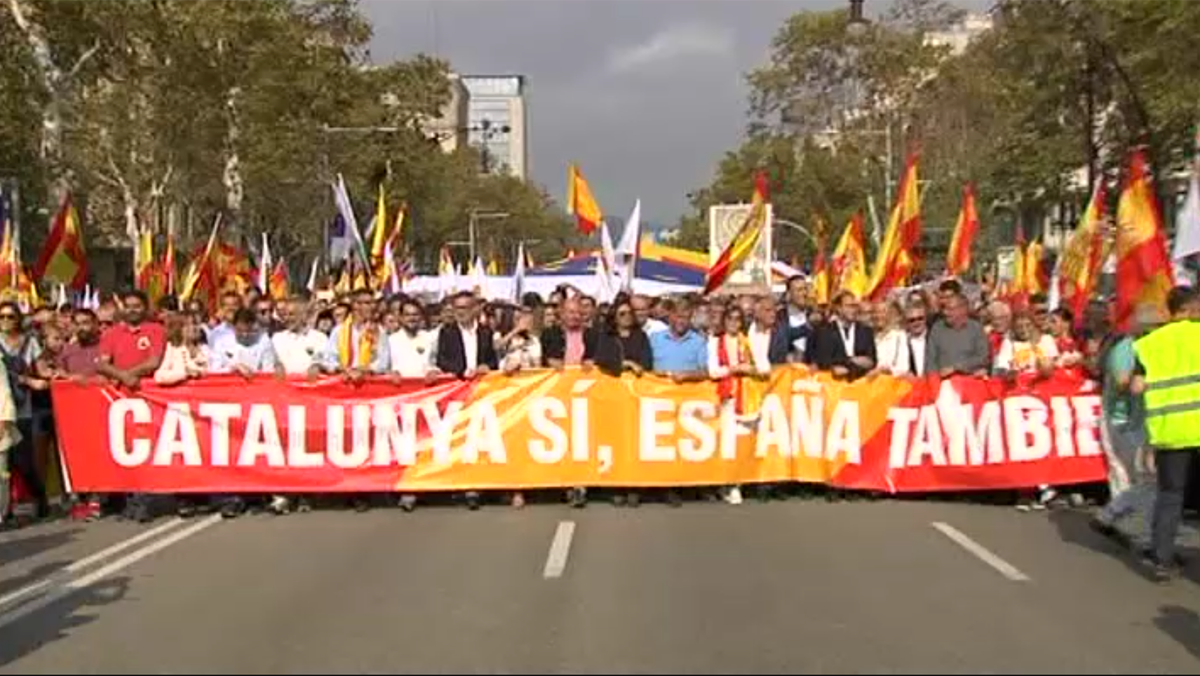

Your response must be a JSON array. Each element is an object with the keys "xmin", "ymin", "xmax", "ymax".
[{"xmin": 0, "ymin": 274, "xmax": 1197, "ymax": 579}]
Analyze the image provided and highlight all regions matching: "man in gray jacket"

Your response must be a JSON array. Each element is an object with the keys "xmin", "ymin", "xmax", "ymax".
[{"xmin": 925, "ymin": 291, "xmax": 990, "ymax": 376}]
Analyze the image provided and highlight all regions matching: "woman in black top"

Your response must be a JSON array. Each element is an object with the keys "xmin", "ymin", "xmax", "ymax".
[{"xmin": 591, "ymin": 296, "xmax": 653, "ymax": 377}]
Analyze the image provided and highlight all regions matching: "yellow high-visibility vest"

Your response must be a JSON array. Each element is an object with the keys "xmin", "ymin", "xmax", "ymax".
[{"xmin": 1134, "ymin": 321, "xmax": 1200, "ymax": 449}]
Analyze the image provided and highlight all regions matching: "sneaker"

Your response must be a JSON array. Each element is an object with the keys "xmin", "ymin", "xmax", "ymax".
[
  {"xmin": 726, "ymin": 486, "xmax": 743, "ymax": 506},
  {"xmin": 352, "ymin": 497, "xmax": 370, "ymax": 513},
  {"xmin": 399, "ymin": 494, "xmax": 417, "ymax": 512},
  {"xmin": 69, "ymin": 502, "xmax": 89, "ymax": 521},
  {"xmin": 85, "ymin": 500, "xmax": 103, "ymax": 522},
  {"xmin": 296, "ymin": 498, "xmax": 313, "ymax": 513},
  {"xmin": 568, "ymin": 487, "xmax": 587, "ymax": 509},
  {"xmin": 666, "ymin": 490, "xmax": 683, "ymax": 508},
  {"xmin": 511, "ymin": 492, "xmax": 525, "ymax": 509},
  {"xmin": 626, "ymin": 492, "xmax": 641, "ymax": 509},
  {"xmin": 1015, "ymin": 502, "xmax": 1033, "ymax": 513},
  {"xmin": 177, "ymin": 502, "xmax": 197, "ymax": 519},
  {"xmin": 612, "ymin": 493, "xmax": 627, "ymax": 508},
  {"xmin": 219, "ymin": 498, "xmax": 245, "ymax": 519},
  {"xmin": 1037, "ymin": 486, "xmax": 1058, "ymax": 506},
  {"xmin": 268, "ymin": 496, "xmax": 291, "ymax": 515},
  {"xmin": 1031, "ymin": 501, "xmax": 1047, "ymax": 512},
  {"xmin": 465, "ymin": 491, "xmax": 481, "ymax": 511}
]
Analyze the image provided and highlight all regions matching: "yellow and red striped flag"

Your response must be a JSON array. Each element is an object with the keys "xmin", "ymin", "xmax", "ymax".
[
  {"xmin": 1058, "ymin": 183, "xmax": 1108, "ymax": 325},
  {"xmin": 1115, "ymin": 148, "xmax": 1174, "ymax": 329},
  {"xmin": 867, "ymin": 153, "xmax": 921, "ymax": 300},
  {"xmin": 567, "ymin": 163, "xmax": 603, "ymax": 236},
  {"xmin": 945, "ymin": 183, "xmax": 979, "ymax": 278},
  {"xmin": 703, "ymin": 171, "xmax": 769, "ymax": 295},
  {"xmin": 831, "ymin": 212, "xmax": 869, "ymax": 299},
  {"xmin": 33, "ymin": 192, "xmax": 88, "ymax": 289}
]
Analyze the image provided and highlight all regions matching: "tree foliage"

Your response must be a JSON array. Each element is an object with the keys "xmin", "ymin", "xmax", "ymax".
[
  {"xmin": 0, "ymin": 0, "xmax": 566, "ymax": 274},
  {"xmin": 683, "ymin": 0, "xmax": 1200, "ymax": 273}
]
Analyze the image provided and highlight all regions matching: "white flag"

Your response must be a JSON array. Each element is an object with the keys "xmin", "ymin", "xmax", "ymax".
[
  {"xmin": 593, "ymin": 251, "xmax": 616, "ymax": 303},
  {"xmin": 471, "ymin": 256, "xmax": 488, "ymax": 297},
  {"xmin": 1173, "ymin": 170, "xmax": 1200, "ymax": 286},
  {"xmin": 510, "ymin": 242, "xmax": 526, "ymax": 304},
  {"xmin": 306, "ymin": 257, "xmax": 320, "ymax": 293},
  {"xmin": 615, "ymin": 200, "xmax": 641, "ymax": 291},
  {"xmin": 258, "ymin": 232, "xmax": 272, "ymax": 294},
  {"xmin": 331, "ymin": 174, "xmax": 367, "ymax": 264}
]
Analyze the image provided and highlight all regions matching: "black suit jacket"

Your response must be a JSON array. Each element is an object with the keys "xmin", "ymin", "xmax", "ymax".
[
  {"xmin": 806, "ymin": 319, "xmax": 876, "ymax": 378},
  {"xmin": 436, "ymin": 324, "xmax": 498, "ymax": 377},
  {"xmin": 540, "ymin": 326, "xmax": 599, "ymax": 366}
]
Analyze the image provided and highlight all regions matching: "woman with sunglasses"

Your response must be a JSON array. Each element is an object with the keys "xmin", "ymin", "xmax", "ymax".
[
  {"xmin": 0, "ymin": 301, "xmax": 49, "ymax": 521},
  {"xmin": 590, "ymin": 295, "xmax": 653, "ymax": 507}
]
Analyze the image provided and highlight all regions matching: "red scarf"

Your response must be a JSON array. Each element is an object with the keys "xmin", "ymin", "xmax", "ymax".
[{"xmin": 716, "ymin": 334, "xmax": 750, "ymax": 414}]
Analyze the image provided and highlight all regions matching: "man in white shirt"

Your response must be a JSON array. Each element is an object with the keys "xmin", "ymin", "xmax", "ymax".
[
  {"xmin": 388, "ymin": 299, "xmax": 436, "ymax": 379},
  {"xmin": 903, "ymin": 305, "xmax": 929, "ymax": 377},
  {"xmin": 782, "ymin": 276, "xmax": 811, "ymax": 360},
  {"xmin": 748, "ymin": 297, "xmax": 782, "ymax": 374},
  {"xmin": 271, "ymin": 298, "xmax": 327, "ymax": 376}
]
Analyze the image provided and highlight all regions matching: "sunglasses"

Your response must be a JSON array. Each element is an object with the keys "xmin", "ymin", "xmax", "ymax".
[{"xmin": 907, "ymin": 315, "xmax": 926, "ymax": 323}]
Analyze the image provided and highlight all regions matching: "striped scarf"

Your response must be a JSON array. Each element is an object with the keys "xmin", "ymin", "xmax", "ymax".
[{"xmin": 337, "ymin": 319, "xmax": 376, "ymax": 369}]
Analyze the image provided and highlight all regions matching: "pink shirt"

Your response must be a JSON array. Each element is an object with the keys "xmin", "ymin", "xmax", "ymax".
[{"xmin": 564, "ymin": 329, "xmax": 586, "ymax": 366}]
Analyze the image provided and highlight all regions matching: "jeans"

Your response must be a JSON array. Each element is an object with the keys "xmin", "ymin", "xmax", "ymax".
[
  {"xmin": 8, "ymin": 419, "xmax": 46, "ymax": 514},
  {"xmin": 1152, "ymin": 448, "xmax": 1199, "ymax": 566},
  {"xmin": 1100, "ymin": 420, "xmax": 1154, "ymax": 546}
]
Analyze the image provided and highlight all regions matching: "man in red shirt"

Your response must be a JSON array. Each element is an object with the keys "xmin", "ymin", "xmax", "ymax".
[{"xmin": 97, "ymin": 289, "xmax": 165, "ymax": 389}]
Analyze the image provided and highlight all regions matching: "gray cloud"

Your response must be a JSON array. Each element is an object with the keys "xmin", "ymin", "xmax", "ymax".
[{"xmin": 361, "ymin": 1, "xmax": 859, "ymax": 228}]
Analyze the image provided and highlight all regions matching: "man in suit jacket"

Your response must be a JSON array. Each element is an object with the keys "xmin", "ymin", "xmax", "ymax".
[
  {"xmin": 806, "ymin": 290, "xmax": 876, "ymax": 379},
  {"xmin": 541, "ymin": 297, "xmax": 598, "ymax": 367},
  {"xmin": 435, "ymin": 291, "xmax": 499, "ymax": 378}
]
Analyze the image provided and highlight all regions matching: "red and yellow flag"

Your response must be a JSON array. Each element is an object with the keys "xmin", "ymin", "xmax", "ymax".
[
  {"xmin": 268, "ymin": 260, "xmax": 289, "ymax": 301},
  {"xmin": 1115, "ymin": 148, "xmax": 1174, "ymax": 329},
  {"xmin": 812, "ymin": 240, "xmax": 830, "ymax": 306},
  {"xmin": 370, "ymin": 183, "xmax": 388, "ymax": 262},
  {"xmin": 33, "ymin": 193, "xmax": 88, "ymax": 289},
  {"xmin": 867, "ymin": 153, "xmax": 921, "ymax": 300},
  {"xmin": 831, "ymin": 213, "xmax": 869, "ymax": 299},
  {"xmin": 945, "ymin": 183, "xmax": 979, "ymax": 278},
  {"xmin": 567, "ymin": 163, "xmax": 603, "ymax": 236},
  {"xmin": 1058, "ymin": 183, "xmax": 1108, "ymax": 325},
  {"xmin": 703, "ymin": 171, "xmax": 769, "ymax": 295}
]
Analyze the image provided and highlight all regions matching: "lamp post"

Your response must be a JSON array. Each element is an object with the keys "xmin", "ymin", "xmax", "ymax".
[
  {"xmin": 446, "ymin": 209, "xmax": 510, "ymax": 261},
  {"xmin": 774, "ymin": 218, "xmax": 818, "ymax": 247}
]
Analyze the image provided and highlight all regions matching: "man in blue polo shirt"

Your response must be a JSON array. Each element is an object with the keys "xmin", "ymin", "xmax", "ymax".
[{"xmin": 650, "ymin": 297, "xmax": 708, "ymax": 380}]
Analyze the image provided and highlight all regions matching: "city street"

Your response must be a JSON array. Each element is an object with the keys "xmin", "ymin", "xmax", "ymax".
[{"xmin": 2, "ymin": 499, "xmax": 1200, "ymax": 673}]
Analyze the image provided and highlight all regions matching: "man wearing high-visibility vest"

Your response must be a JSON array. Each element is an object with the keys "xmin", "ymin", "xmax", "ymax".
[{"xmin": 1132, "ymin": 285, "xmax": 1200, "ymax": 581}]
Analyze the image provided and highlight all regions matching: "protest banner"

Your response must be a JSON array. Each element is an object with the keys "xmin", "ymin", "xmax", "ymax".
[{"xmin": 53, "ymin": 368, "xmax": 1106, "ymax": 493}]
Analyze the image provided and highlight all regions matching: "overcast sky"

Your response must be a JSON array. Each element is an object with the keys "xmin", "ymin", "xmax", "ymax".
[{"xmin": 362, "ymin": 0, "xmax": 858, "ymax": 228}]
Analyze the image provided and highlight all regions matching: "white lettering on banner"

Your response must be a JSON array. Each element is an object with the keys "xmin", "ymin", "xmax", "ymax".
[
  {"xmin": 155, "ymin": 402, "xmax": 201, "ymax": 466},
  {"xmin": 756, "ymin": 396, "xmax": 789, "ymax": 459},
  {"xmin": 425, "ymin": 401, "xmax": 460, "ymax": 466},
  {"xmin": 463, "ymin": 402, "xmax": 506, "ymax": 464},
  {"xmin": 826, "ymin": 401, "xmax": 861, "ymax": 463},
  {"xmin": 1006, "ymin": 396, "xmax": 1051, "ymax": 462},
  {"xmin": 528, "ymin": 398, "xmax": 568, "ymax": 463},
  {"xmin": 570, "ymin": 393, "xmax": 590, "ymax": 463},
  {"xmin": 908, "ymin": 405, "xmax": 947, "ymax": 467},
  {"xmin": 287, "ymin": 406, "xmax": 323, "ymax": 468},
  {"xmin": 198, "ymin": 402, "xmax": 240, "ymax": 466},
  {"xmin": 639, "ymin": 398, "xmax": 676, "ymax": 462},
  {"xmin": 1072, "ymin": 396, "xmax": 1102, "ymax": 457},
  {"xmin": 110, "ymin": 398, "xmax": 152, "ymax": 467},
  {"xmin": 792, "ymin": 394, "xmax": 824, "ymax": 459},
  {"xmin": 678, "ymin": 400, "xmax": 717, "ymax": 462},
  {"xmin": 889, "ymin": 392, "xmax": 1101, "ymax": 469},
  {"xmin": 372, "ymin": 404, "xmax": 410, "ymax": 467},
  {"xmin": 719, "ymin": 402, "xmax": 751, "ymax": 460},
  {"xmin": 240, "ymin": 404, "xmax": 285, "ymax": 467}
]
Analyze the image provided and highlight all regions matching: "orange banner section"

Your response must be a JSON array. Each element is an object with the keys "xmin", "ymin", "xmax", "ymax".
[{"xmin": 53, "ymin": 369, "xmax": 1106, "ymax": 494}]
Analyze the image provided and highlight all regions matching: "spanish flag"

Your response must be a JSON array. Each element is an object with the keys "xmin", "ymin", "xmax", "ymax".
[
  {"xmin": 867, "ymin": 153, "xmax": 921, "ymax": 300},
  {"xmin": 812, "ymin": 238, "xmax": 830, "ymax": 305},
  {"xmin": 1115, "ymin": 148, "xmax": 1174, "ymax": 329},
  {"xmin": 830, "ymin": 212, "xmax": 869, "ymax": 299},
  {"xmin": 135, "ymin": 227, "xmax": 154, "ymax": 290},
  {"xmin": 567, "ymin": 163, "xmax": 603, "ymax": 235},
  {"xmin": 33, "ymin": 192, "xmax": 88, "ymax": 289},
  {"xmin": 1058, "ymin": 183, "xmax": 1107, "ymax": 325},
  {"xmin": 703, "ymin": 171, "xmax": 769, "ymax": 295},
  {"xmin": 945, "ymin": 183, "xmax": 979, "ymax": 278},
  {"xmin": 370, "ymin": 183, "xmax": 388, "ymax": 262}
]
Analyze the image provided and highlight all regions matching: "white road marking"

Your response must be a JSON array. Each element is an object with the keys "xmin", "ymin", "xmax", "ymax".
[
  {"xmin": 0, "ymin": 515, "xmax": 221, "ymax": 630},
  {"xmin": 542, "ymin": 520, "xmax": 576, "ymax": 579},
  {"xmin": 0, "ymin": 517, "xmax": 186, "ymax": 610},
  {"xmin": 931, "ymin": 521, "xmax": 1030, "ymax": 582}
]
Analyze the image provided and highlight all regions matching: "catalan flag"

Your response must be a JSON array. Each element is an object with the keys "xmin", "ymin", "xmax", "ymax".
[
  {"xmin": 703, "ymin": 171, "xmax": 769, "ymax": 295},
  {"xmin": 1115, "ymin": 148, "xmax": 1174, "ymax": 329},
  {"xmin": 867, "ymin": 153, "xmax": 921, "ymax": 300},
  {"xmin": 945, "ymin": 183, "xmax": 979, "ymax": 278},
  {"xmin": 567, "ymin": 163, "xmax": 603, "ymax": 236}
]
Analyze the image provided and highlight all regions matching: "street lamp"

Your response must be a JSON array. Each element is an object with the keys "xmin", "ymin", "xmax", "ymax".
[
  {"xmin": 774, "ymin": 218, "xmax": 818, "ymax": 246},
  {"xmin": 471, "ymin": 119, "xmax": 512, "ymax": 175},
  {"xmin": 847, "ymin": 0, "xmax": 868, "ymax": 36},
  {"xmin": 446, "ymin": 209, "xmax": 510, "ymax": 261}
]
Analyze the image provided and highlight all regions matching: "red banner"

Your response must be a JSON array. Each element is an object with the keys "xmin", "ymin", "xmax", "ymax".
[{"xmin": 53, "ymin": 369, "xmax": 1106, "ymax": 494}]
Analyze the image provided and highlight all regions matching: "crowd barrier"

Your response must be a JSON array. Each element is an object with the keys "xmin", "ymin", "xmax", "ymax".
[{"xmin": 52, "ymin": 367, "xmax": 1107, "ymax": 494}]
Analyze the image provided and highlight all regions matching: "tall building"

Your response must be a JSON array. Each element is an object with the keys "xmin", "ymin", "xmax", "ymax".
[
  {"xmin": 424, "ymin": 73, "xmax": 470, "ymax": 154},
  {"xmin": 462, "ymin": 75, "xmax": 528, "ymax": 180}
]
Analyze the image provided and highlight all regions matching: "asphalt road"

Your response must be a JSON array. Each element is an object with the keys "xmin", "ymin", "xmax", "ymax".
[{"xmin": 2, "ymin": 497, "xmax": 1200, "ymax": 673}]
